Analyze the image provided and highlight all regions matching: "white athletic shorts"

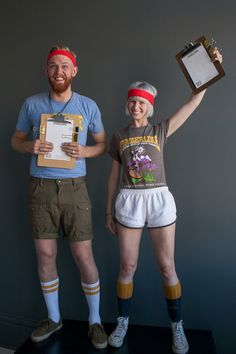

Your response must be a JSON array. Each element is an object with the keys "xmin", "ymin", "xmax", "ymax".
[{"xmin": 115, "ymin": 187, "xmax": 176, "ymax": 228}]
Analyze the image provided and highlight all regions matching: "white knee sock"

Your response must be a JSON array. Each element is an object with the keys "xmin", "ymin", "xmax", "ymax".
[
  {"xmin": 41, "ymin": 278, "xmax": 60, "ymax": 323},
  {"xmin": 81, "ymin": 279, "xmax": 101, "ymax": 325}
]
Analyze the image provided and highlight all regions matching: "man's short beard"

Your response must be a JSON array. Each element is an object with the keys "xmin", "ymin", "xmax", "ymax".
[{"xmin": 48, "ymin": 76, "xmax": 73, "ymax": 94}]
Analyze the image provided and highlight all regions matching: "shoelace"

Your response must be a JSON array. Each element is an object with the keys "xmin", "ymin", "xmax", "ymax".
[
  {"xmin": 173, "ymin": 322, "xmax": 186, "ymax": 345},
  {"xmin": 113, "ymin": 318, "xmax": 127, "ymax": 337}
]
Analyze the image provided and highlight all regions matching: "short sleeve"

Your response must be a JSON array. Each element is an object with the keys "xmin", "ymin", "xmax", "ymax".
[
  {"xmin": 88, "ymin": 102, "xmax": 104, "ymax": 134},
  {"xmin": 16, "ymin": 100, "xmax": 32, "ymax": 133}
]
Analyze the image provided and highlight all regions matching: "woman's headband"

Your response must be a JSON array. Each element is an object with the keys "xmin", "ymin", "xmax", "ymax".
[{"xmin": 128, "ymin": 88, "xmax": 155, "ymax": 106}]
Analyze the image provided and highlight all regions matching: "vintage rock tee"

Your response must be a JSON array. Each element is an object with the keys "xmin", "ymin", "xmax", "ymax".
[{"xmin": 109, "ymin": 121, "xmax": 169, "ymax": 189}]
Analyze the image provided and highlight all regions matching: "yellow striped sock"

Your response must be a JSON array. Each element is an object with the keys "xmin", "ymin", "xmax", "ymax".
[
  {"xmin": 41, "ymin": 279, "xmax": 59, "ymax": 294},
  {"xmin": 40, "ymin": 278, "xmax": 60, "ymax": 322},
  {"xmin": 81, "ymin": 280, "xmax": 101, "ymax": 324},
  {"xmin": 81, "ymin": 280, "xmax": 100, "ymax": 296}
]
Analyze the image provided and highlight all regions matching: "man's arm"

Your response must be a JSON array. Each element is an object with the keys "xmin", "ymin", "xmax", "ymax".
[
  {"xmin": 61, "ymin": 130, "xmax": 107, "ymax": 159},
  {"xmin": 83, "ymin": 130, "xmax": 107, "ymax": 158},
  {"xmin": 11, "ymin": 130, "xmax": 53, "ymax": 154}
]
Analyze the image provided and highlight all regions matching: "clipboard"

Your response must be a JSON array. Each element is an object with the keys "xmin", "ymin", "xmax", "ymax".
[
  {"xmin": 176, "ymin": 35, "xmax": 225, "ymax": 93},
  {"xmin": 37, "ymin": 113, "xmax": 82, "ymax": 168}
]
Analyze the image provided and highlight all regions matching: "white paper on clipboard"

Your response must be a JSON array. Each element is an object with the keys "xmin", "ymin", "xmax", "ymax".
[
  {"xmin": 181, "ymin": 44, "xmax": 219, "ymax": 88},
  {"xmin": 44, "ymin": 119, "xmax": 74, "ymax": 161}
]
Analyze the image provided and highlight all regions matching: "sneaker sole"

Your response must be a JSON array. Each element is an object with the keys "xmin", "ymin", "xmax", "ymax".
[
  {"xmin": 91, "ymin": 339, "xmax": 108, "ymax": 349},
  {"xmin": 172, "ymin": 344, "xmax": 189, "ymax": 354},
  {"xmin": 31, "ymin": 323, "xmax": 63, "ymax": 343},
  {"xmin": 108, "ymin": 337, "xmax": 124, "ymax": 348}
]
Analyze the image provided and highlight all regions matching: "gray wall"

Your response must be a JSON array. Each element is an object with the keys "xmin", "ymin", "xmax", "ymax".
[{"xmin": 0, "ymin": 1, "xmax": 235, "ymax": 353}]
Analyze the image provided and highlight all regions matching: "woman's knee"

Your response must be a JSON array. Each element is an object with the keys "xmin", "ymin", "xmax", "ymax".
[
  {"xmin": 119, "ymin": 262, "xmax": 137, "ymax": 278},
  {"xmin": 159, "ymin": 263, "xmax": 176, "ymax": 281}
]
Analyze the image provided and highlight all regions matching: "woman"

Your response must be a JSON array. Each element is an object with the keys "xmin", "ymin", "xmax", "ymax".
[{"xmin": 105, "ymin": 49, "xmax": 222, "ymax": 354}]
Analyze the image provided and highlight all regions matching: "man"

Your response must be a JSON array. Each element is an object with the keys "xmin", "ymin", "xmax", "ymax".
[{"xmin": 11, "ymin": 45, "xmax": 107, "ymax": 349}]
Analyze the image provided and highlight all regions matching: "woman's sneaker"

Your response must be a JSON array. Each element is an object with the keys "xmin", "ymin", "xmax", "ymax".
[
  {"xmin": 108, "ymin": 317, "xmax": 129, "ymax": 348},
  {"xmin": 171, "ymin": 320, "xmax": 189, "ymax": 354}
]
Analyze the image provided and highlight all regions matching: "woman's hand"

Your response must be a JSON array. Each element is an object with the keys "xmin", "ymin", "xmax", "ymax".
[
  {"xmin": 105, "ymin": 214, "xmax": 117, "ymax": 235},
  {"xmin": 210, "ymin": 47, "xmax": 223, "ymax": 63}
]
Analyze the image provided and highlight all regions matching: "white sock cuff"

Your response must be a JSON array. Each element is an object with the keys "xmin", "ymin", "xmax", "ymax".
[
  {"xmin": 81, "ymin": 279, "xmax": 99, "ymax": 288},
  {"xmin": 40, "ymin": 278, "xmax": 59, "ymax": 293},
  {"xmin": 81, "ymin": 280, "xmax": 100, "ymax": 295}
]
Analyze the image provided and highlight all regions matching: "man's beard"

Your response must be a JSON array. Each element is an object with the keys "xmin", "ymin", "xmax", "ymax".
[{"xmin": 48, "ymin": 75, "xmax": 73, "ymax": 94}]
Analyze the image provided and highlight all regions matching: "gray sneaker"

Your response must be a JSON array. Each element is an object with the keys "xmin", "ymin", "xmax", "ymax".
[
  {"xmin": 31, "ymin": 318, "xmax": 63, "ymax": 342},
  {"xmin": 171, "ymin": 320, "xmax": 189, "ymax": 354},
  {"xmin": 108, "ymin": 317, "xmax": 129, "ymax": 348},
  {"xmin": 88, "ymin": 323, "xmax": 108, "ymax": 349}
]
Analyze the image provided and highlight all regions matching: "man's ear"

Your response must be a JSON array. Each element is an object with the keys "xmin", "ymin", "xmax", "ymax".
[{"xmin": 72, "ymin": 65, "xmax": 78, "ymax": 78}]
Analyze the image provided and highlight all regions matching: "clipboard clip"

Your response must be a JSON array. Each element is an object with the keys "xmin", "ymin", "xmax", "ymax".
[
  {"xmin": 182, "ymin": 41, "xmax": 199, "ymax": 55},
  {"xmin": 48, "ymin": 113, "xmax": 72, "ymax": 124}
]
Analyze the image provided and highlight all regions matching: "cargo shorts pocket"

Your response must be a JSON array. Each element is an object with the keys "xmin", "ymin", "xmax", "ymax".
[{"xmin": 64, "ymin": 182, "xmax": 93, "ymax": 240}]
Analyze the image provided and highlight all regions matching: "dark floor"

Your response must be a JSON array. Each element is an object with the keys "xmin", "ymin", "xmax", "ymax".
[{"xmin": 15, "ymin": 319, "xmax": 217, "ymax": 354}]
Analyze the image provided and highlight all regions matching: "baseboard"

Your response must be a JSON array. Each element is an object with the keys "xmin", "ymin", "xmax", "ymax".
[
  {"xmin": 0, "ymin": 314, "xmax": 37, "ymax": 328},
  {"xmin": 0, "ymin": 314, "xmax": 37, "ymax": 349}
]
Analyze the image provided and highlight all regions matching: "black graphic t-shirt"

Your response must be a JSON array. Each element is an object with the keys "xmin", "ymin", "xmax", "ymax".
[{"xmin": 109, "ymin": 121, "xmax": 169, "ymax": 189}]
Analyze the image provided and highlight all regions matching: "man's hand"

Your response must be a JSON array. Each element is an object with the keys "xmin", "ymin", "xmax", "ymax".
[
  {"xmin": 30, "ymin": 139, "xmax": 54, "ymax": 155},
  {"xmin": 11, "ymin": 130, "xmax": 53, "ymax": 154},
  {"xmin": 61, "ymin": 142, "xmax": 87, "ymax": 159}
]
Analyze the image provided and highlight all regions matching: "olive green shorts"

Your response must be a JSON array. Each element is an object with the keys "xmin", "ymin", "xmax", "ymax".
[{"xmin": 28, "ymin": 176, "xmax": 93, "ymax": 241}]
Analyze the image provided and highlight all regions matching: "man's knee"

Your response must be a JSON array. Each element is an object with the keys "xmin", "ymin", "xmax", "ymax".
[
  {"xmin": 71, "ymin": 241, "xmax": 96, "ymax": 267},
  {"xmin": 35, "ymin": 241, "xmax": 57, "ymax": 267}
]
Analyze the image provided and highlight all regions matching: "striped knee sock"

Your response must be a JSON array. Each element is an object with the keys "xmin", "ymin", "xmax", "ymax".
[
  {"xmin": 164, "ymin": 281, "xmax": 182, "ymax": 322},
  {"xmin": 81, "ymin": 280, "xmax": 101, "ymax": 325},
  {"xmin": 117, "ymin": 281, "xmax": 133, "ymax": 318},
  {"xmin": 41, "ymin": 278, "xmax": 60, "ymax": 323}
]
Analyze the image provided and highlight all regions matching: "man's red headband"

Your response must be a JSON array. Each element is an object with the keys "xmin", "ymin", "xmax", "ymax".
[
  {"xmin": 128, "ymin": 89, "xmax": 155, "ymax": 106},
  {"xmin": 47, "ymin": 49, "xmax": 77, "ymax": 67}
]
